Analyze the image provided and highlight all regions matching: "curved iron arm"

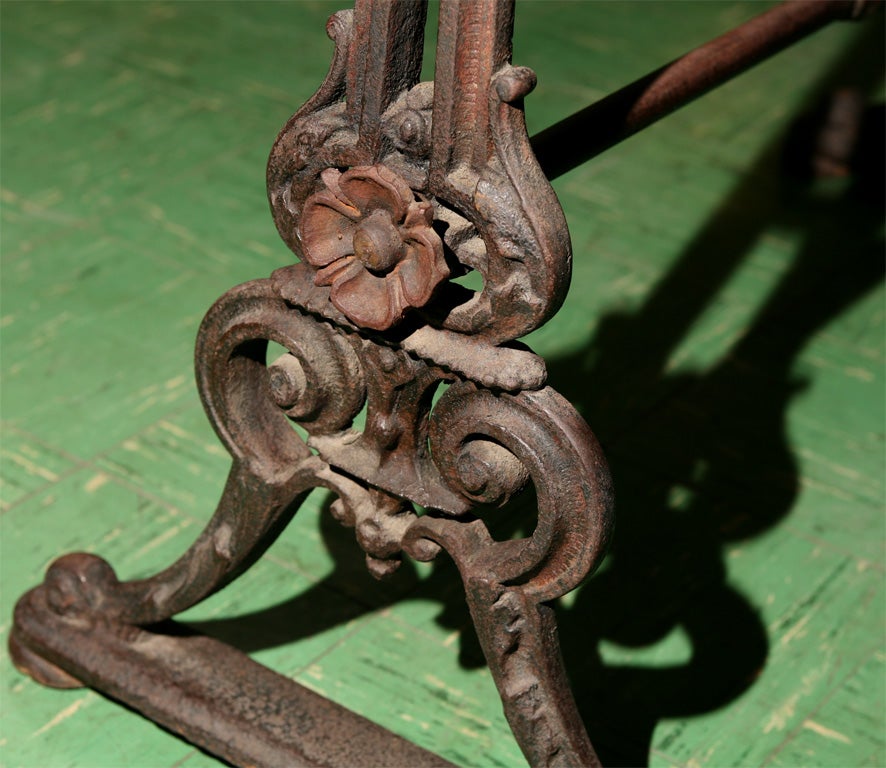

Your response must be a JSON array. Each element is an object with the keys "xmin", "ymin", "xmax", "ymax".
[{"xmin": 14, "ymin": 1, "xmax": 877, "ymax": 765}]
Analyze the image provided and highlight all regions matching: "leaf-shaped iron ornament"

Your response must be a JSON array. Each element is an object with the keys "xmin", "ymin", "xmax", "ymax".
[{"xmin": 11, "ymin": 3, "xmax": 613, "ymax": 768}]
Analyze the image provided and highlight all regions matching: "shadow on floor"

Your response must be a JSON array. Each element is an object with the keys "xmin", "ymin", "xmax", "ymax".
[
  {"xmin": 540, "ymin": 23, "xmax": 884, "ymax": 765},
  {"xmin": 188, "ymin": 19, "xmax": 884, "ymax": 767}
]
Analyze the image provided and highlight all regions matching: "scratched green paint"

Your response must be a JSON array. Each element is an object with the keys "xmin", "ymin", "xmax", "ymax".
[{"xmin": 1, "ymin": 2, "xmax": 883, "ymax": 767}]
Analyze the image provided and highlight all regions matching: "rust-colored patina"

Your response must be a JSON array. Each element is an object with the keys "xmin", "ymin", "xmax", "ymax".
[{"xmin": 10, "ymin": 1, "xmax": 878, "ymax": 766}]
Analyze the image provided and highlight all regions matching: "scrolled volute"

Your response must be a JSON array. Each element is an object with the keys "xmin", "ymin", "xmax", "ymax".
[
  {"xmin": 427, "ymin": 382, "xmax": 614, "ymax": 601},
  {"xmin": 195, "ymin": 279, "xmax": 366, "ymax": 482}
]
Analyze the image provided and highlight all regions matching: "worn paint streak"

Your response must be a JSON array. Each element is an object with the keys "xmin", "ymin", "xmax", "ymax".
[
  {"xmin": 32, "ymin": 697, "xmax": 91, "ymax": 736},
  {"xmin": 780, "ymin": 611, "xmax": 814, "ymax": 647},
  {"xmin": 159, "ymin": 420, "xmax": 191, "ymax": 439},
  {"xmin": 763, "ymin": 694, "xmax": 801, "ymax": 734},
  {"xmin": 843, "ymin": 366, "xmax": 874, "ymax": 382},
  {"xmin": 802, "ymin": 720, "xmax": 852, "ymax": 744},
  {"xmin": 2, "ymin": 3, "xmax": 882, "ymax": 767},
  {"xmin": 2, "ymin": 452, "xmax": 58, "ymax": 482},
  {"xmin": 84, "ymin": 472, "xmax": 110, "ymax": 493},
  {"xmin": 132, "ymin": 524, "xmax": 185, "ymax": 559}
]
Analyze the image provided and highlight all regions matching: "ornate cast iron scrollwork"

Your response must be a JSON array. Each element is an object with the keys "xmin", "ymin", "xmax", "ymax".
[{"xmin": 11, "ymin": 1, "xmax": 614, "ymax": 766}]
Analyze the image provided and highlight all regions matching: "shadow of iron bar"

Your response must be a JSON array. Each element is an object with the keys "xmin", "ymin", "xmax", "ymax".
[
  {"xmin": 542, "ymin": 20, "xmax": 884, "ymax": 767},
  {"xmin": 529, "ymin": 0, "xmax": 880, "ymax": 181},
  {"xmin": 184, "ymin": 17, "xmax": 883, "ymax": 768}
]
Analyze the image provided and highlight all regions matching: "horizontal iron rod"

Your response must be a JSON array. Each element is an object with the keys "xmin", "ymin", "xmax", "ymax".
[{"xmin": 530, "ymin": 0, "xmax": 879, "ymax": 180}]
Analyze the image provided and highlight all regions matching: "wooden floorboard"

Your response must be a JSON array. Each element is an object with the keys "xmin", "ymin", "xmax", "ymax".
[{"xmin": 2, "ymin": 2, "xmax": 883, "ymax": 766}]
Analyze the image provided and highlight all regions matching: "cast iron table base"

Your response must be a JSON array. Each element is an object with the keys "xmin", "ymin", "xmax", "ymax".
[{"xmin": 10, "ymin": 1, "xmax": 877, "ymax": 766}]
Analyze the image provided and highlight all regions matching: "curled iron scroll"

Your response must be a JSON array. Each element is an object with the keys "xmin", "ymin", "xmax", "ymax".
[
  {"xmin": 262, "ymin": 2, "xmax": 616, "ymax": 764},
  {"xmin": 12, "ymin": 3, "xmax": 615, "ymax": 767}
]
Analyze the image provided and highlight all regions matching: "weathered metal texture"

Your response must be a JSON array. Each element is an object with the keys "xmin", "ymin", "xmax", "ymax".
[
  {"xmin": 15, "ymin": 0, "xmax": 869, "ymax": 765},
  {"xmin": 10, "ymin": 584, "xmax": 455, "ymax": 768},
  {"xmin": 531, "ymin": 0, "xmax": 883, "ymax": 180},
  {"xmin": 11, "ymin": 1, "xmax": 613, "ymax": 765}
]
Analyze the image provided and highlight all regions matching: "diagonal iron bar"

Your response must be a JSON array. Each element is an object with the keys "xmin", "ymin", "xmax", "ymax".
[{"xmin": 531, "ymin": 0, "xmax": 881, "ymax": 180}]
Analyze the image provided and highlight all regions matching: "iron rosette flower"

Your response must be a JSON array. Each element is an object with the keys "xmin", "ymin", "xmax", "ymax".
[{"xmin": 298, "ymin": 165, "xmax": 449, "ymax": 331}]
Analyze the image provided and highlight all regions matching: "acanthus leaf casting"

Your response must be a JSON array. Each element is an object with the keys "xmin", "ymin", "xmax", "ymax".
[{"xmin": 11, "ymin": 3, "xmax": 614, "ymax": 767}]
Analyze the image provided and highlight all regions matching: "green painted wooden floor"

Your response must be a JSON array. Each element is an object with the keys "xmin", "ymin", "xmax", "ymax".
[{"xmin": 2, "ymin": 2, "xmax": 883, "ymax": 766}]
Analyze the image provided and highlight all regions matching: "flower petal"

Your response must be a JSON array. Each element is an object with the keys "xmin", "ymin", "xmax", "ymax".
[
  {"xmin": 339, "ymin": 165, "xmax": 413, "ymax": 221},
  {"xmin": 386, "ymin": 275, "xmax": 408, "ymax": 325},
  {"xmin": 319, "ymin": 167, "xmax": 356, "ymax": 210},
  {"xmin": 402, "ymin": 200, "xmax": 435, "ymax": 230},
  {"xmin": 330, "ymin": 268, "xmax": 402, "ymax": 331},
  {"xmin": 394, "ymin": 246, "xmax": 437, "ymax": 306},
  {"xmin": 314, "ymin": 255, "xmax": 361, "ymax": 287},
  {"xmin": 300, "ymin": 200, "xmax": 358, "ymax": 266},
  {"xmin": 402, "ymin": 226, "xmax": 449, "ymax": 277},
  {"xmin": 306, "ymin": 187, "xmax": 360, "ymax": 220}
]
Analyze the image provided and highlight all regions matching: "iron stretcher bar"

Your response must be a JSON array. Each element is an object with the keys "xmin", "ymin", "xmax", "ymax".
[{"xmin": 531, "ymin": 0, "xmax": 881, "ymax": 180}]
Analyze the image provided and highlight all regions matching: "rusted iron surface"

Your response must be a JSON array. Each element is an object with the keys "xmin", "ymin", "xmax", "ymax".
[
  {"xmin": 531, "ymin": 0, "xmax": 882, "ymax": 180},
  {"xmin": 12, "ymin": 1, "xmax": 613, "ymax": 764},
  {"xmin": 10, "ymin": 579, "xmax": 454, "ymax": 768},
  {"xmin": 11, "ymin": 0, "xmax": 869, "ymax": 766}
]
